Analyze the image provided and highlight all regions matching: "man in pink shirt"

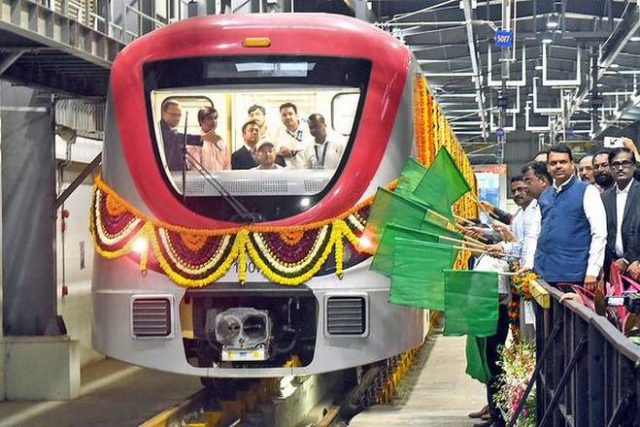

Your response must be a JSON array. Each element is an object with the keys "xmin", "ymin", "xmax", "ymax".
[{"xmin": 188, "ymin": 106, "xmax": 231, "ymax": 172}]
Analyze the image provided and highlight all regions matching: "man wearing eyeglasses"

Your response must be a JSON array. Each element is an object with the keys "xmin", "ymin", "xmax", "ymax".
[{"xmin": 602, "ymin": 147, "xmax": 640, "ymax": 280}]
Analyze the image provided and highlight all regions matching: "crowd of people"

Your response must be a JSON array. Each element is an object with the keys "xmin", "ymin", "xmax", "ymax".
[
  {"xmin": 466, "ymin": 140, "xmax": 640, "ymax": 426},
  {"xmin": 159, "ymin": 99, "xmax": 346, "ymax": 173}
]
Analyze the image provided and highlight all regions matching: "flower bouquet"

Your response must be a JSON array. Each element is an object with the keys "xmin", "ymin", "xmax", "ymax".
[{"xmin": 495, "ymin": 341, "xmax": 537, "ymax": 427}]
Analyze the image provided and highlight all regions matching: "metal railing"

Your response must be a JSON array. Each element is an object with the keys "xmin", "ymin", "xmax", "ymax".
[
  {"xmin": 512, "ymin": 282, "xmax": 640, "ymax": 426},
  {"xmin": 46, "ymin": 0, "xmax": 181, "ymax": 43}
]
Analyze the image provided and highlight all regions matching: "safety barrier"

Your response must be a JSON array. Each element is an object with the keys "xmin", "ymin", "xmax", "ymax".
[{"xmin": 510, "ymin": 281, "xmax": 640, "ymax": 426}]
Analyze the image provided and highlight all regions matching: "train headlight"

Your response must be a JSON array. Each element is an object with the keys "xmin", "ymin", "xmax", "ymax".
[
  {"xmin": 212, "ymin": 308, "xmax": 271, "ymax": 360},
  {"xmin": 132, "ymin": 237, "xmax": 148, "ymax": 255}
]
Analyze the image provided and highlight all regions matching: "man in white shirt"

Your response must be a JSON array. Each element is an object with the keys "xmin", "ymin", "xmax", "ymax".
[
  {"xmin": 304, "ymin": 113, "xmax": 345, "ymax": 170},
  {"xmin": 578, "ymin": 155, "xmax": 595, "ymax": 184},
  {"xmin": 274, "ymin": 102, "xmax": 310, "ymax": 169},
  {"xmin": 488, "ymin": 176, "xmax": 541, "ymax": 270},
  {"xmin": 601, "ymin": 147, "xmax": 640, "ymax": 279},
  {"xmin": 534, "ymin": 144, "xmax": 607, "ymax": 292}
]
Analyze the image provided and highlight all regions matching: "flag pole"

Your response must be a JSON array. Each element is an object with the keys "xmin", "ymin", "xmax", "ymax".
[
  {"xmin": 467, "ymin": 193, "xmax": 501, "ymax": 223},
  {"xmin": 439, "ymin": 235, "xmax": 487, "ymax": 251},
  {"xmin": 454, "ymin": 214, "xmax": 475, "ymax": 226},
  {"xmin": 425, "ymin": 208, "xmax": 487, "ymax": 246}
]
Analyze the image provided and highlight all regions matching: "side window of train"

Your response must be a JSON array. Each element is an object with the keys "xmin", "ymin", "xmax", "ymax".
[{"xmin": 332, "ymin": 92, "xmax": 359, "ymax": 137}]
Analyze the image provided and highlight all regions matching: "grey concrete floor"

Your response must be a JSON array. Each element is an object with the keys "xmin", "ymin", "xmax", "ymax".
[
  {"xmin": 0, "ymin": 358, "xmax": 201, "ymax": 427},
  {"xmin": 349, "ymin": 335, "xmax": 486, "ymax": 426}
]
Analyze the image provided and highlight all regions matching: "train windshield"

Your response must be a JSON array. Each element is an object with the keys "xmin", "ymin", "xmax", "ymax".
[{"xmin": 144, "ymin": 56, "xmax": 370, "ymax": 222}]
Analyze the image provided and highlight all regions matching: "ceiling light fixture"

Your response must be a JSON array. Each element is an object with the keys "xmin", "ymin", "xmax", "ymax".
[
  {"xmin": 547, "ymin": 15, "xmax": 559, "ymax": 29},
  {"xmin": 542, "ymin": 36, "xmax": 553, "ymax": 44}
]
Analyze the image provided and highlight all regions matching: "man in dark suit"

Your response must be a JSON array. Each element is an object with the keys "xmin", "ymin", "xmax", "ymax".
[
  {"xmin": 232, "ymin": 120, "xmax": 285, "ymax": 170},
  {"xmin": 602, "ymin": 147, "xmax": 640, "ymax": 279},
  {"xmin": 232, "ymin": 120, "xmax": 260, "ymax": 170},
  {"xmin": 160, "ymin": 99, "xmax": 202, "ymax": 171}
]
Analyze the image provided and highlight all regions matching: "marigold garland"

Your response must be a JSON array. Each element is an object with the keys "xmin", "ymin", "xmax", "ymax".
[{"xmin": 91, "ymin": 176, "xmax": 376, "ymax": 287}]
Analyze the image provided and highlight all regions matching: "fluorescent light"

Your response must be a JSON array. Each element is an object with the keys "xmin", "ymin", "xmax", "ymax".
[
  {"xmin": 542, "ymin": 37, "xmax": 553, "ymax": 44},
  {"xmin": 535, "ymin": 65, "xmax": 543, "ymax": 70},
  {"xmin": 610, "ymin": 63, "xmax": 620, "ymax": 68},
  {"xmin": 631, "ymin": 36, "xmax": 640, "ymax": 42},
  {"xmin": 547, "ymin": 21, "xmax": 559, "ymax": 29}
]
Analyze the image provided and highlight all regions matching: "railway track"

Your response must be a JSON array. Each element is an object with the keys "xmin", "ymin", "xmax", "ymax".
[{"xmin": 140, "ymin": 346, "xmax": 422, "ymax": 427}]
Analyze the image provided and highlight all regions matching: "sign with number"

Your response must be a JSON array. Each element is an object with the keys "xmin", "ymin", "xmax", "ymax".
[{"xmin": 495, "ymin": 30, "xmax": 513, "ymax": 48}]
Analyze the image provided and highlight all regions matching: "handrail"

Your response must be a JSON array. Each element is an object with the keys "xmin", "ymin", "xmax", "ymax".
[
  {"xmin": 525, "ymin": 280, "xmax": 640, "ymax": 426},
  {"xmin": 125, "ymin": 5, "xmax": 166, "ymax": 28},
  {"xmin": 543, "ymin": 282, "xmax": 640, "ymax": 360}
]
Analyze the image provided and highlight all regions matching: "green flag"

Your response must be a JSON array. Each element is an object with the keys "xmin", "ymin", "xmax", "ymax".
[
  {"xmin": 371, "ymin": 224, "xmax": 440, "ymax": 277},
  {"xmin": 421, "ymin": 214, "xmax": 464, "ymax": 241},
  {"xmin": 362, "ymin": 188, "xmax": 429, "ymax": 248},
  {"xmin": 465, "ymin": 336, "xmax": 492, "ymax": 384},
  {"xmin": 412, "ymin": 147, "xmax": 471, "ymax": 218},
  {"xmin": 389, "ymin": 239, "xmax": 458, "ymax": 310},
  {"xmin": 395, "ymin": 158, "xmax": 429, "ymax": 197},
  {"xmin": 443, "ymin": 269, "xmax": 499, "ymax": 337}
]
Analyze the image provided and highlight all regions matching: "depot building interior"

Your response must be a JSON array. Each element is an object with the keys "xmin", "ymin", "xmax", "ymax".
[{"xmin": 0, "ymin": 0, "xmax": 639, "ymax": 426}]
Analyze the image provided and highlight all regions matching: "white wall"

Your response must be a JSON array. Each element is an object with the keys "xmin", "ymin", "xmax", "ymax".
[{"xmin": 56, "ymin": 136, "xmax": 104, "ymax": 367}]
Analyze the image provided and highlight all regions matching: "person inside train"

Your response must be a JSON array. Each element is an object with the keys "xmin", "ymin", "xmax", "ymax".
[
  {"xmin": 248, "ymin": 104, "xmax": 274, "ymax": 141},
  {"xmin": 231, "ymin": 120, "xmax": 260, "ymax": 170},
  {"xmin": 252, "ymin": 140, "xmax": 282, "ymax": 170},
  {"xmin": 274, "ymin": 102, "xmax": 310, "ymax": 169},
  {"xmin": 304, "ymin": 113, "xmax": 345, "ymax": 170},
  {"xmin": 159, "ymin": 99, "xmax": 202, "ymax": 171},
  {"xmin": 187, "ymin": 106, "xmax": 231, "ymax": 172}
]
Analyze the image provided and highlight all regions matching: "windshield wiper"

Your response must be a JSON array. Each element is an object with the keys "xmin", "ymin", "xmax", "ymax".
[{"xmin": 181, "ymin": 140, "xmax": 263, "ymax": 224}]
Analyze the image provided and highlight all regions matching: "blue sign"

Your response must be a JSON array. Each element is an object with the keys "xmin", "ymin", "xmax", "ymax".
[
  {"xmin": 496, "ymin": 128, "xmax": 505, "ymax": 137},
  {"xmin": 495, "ymin": 30, "xmax": 513, "ymax": 48}
]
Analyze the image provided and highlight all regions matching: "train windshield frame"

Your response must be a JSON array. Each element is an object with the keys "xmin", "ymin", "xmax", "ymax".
[{"xmin": 143, "ymin": 56, "xmax": 371, "ymax": 222}]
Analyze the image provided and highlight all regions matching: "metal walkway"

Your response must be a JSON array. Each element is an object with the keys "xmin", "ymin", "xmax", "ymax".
[
  {"xmin": 349, "ymin": 335, "xmax": 486, "ymax": 426},
  {"xmin": 0, "ymin": 0, "xmax": 127, "ymax": 96}
]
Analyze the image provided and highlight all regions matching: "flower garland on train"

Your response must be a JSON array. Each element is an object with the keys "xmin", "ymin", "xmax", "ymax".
[{"xmin": 91, "ymin": 175, "xmax": 372, "ymax": 287}]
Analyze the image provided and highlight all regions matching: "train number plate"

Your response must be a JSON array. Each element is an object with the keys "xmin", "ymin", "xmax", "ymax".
[{"xmin": 221, "ymin": 347, "xmax": 267, "ymax": 361}]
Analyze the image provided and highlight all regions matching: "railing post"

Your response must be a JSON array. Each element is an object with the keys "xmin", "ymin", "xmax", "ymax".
[
  {"xmin": 539, "ymin": 336, "xmax": 587, "ymax": 426},
  {"xmin": 551, "ymin": 299, "xmax": 565, "ymax": 426},
  {"xmin": 588, "ymin": 323, "xmax": 605, "ymax": 427},
  {"xmin": 574, "ymin": 316, "xmax": 589, "ymax": 425}
]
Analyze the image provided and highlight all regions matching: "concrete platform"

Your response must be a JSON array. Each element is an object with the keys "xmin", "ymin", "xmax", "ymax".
[
  {"xmin": 349, "ymin": 335, "xmax": 486, "ymax": 426},
  {"xmin": 0, "ymin": 358, "xmax": 201, "ymax": 427}
]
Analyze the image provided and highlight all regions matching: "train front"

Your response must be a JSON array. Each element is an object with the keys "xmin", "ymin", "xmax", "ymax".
[{"xmin": 92, "ymin": 13, "xmax": 426, "ymax": 377}]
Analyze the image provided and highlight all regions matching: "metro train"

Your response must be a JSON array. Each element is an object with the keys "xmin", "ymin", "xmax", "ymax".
[{"xmin": 91, "ymin": 13, "xmax": 475, "ymax": 378}]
